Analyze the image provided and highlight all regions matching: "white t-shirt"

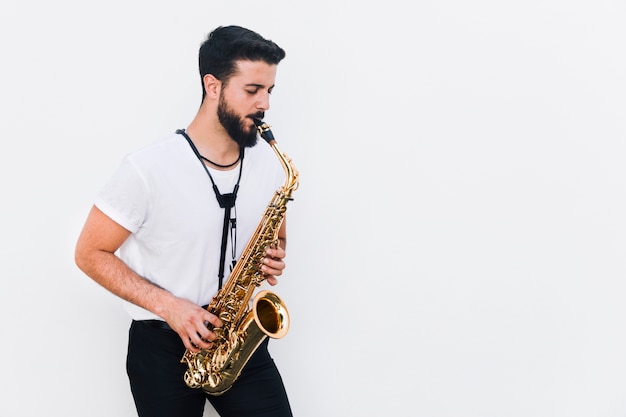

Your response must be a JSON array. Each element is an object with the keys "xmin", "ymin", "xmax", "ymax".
[{"xmin": 95, "ymin": 132, "xmax": 285, "ymax": 320}]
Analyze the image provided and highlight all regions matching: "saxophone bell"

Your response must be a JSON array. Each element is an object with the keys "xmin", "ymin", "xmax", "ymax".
[{"xmin": 253, "ymin": 290, "xmax": 290, "ymax": 339}]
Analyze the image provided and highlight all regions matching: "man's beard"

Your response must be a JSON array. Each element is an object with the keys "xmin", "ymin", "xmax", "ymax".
[{"xmin": 217, "ymin": 95, "xmax": 261, "ymax": 148}]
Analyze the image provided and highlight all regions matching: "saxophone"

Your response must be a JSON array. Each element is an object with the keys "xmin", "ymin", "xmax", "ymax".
[{"xmin": 181, "ymin": 119, "xmax": 299, "ymax": 395}]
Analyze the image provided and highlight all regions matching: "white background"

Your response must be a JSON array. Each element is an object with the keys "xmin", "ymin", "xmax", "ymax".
[{"xmin": 1, "ymin": 1, "xmax": 626, "ymax": 416}]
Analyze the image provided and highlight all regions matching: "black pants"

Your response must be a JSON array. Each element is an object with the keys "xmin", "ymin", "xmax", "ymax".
[{"xmin": 126, "ymin": 320, "xmax": 293, "ymax": 417}]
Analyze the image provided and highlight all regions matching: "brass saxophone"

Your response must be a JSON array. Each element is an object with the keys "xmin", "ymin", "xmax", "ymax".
[{"xmin": 181, "ymin": 119, "xmax": 299, "ymax": 395}]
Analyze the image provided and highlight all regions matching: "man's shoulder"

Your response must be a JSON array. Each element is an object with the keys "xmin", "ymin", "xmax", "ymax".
[{"xmin": 127, "ymin": 132, "xmax": 185, "ymax": 161}]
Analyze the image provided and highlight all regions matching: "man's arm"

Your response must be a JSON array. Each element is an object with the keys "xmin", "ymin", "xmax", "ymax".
[{"xmin": 74, "ymin": 205, "xmax": 221, "ymax": 352}]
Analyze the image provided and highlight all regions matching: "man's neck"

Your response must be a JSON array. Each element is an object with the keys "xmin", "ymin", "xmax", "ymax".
[{"xmin": 185, "ymin": 111, "xmax": 240, "ymax": 166}]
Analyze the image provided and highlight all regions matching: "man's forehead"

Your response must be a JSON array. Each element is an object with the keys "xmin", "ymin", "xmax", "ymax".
[
  {"xmin": 230, "ymin": 60, "xmax": 277, "ymax": 86},
  {"xmin": 234, "ymin": 59, "xmax": 276, "ymax": 73}
]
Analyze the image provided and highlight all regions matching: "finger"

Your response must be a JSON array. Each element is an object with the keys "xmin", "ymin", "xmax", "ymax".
[
  {"xmin": 261, "ymin": 255, "xmax": 279, "ymax": 269},
  {"xmin": 203, "ymin": 313, "xmax": 223, "ymax": 329},
  {"xmin": 182, "ymin": 321, "xmax": 215, "ymax": 350},
  {"xmin": 197, "ymin": 322, "xmax": 222, "ymax": 343},
  {"xmin": 262, "ymin": 261, "xmax": 283, "ymax": 276},
  {"xmin": 265, "ymin": 247, "xmax": 285, "ymax": 259},
  {"xmin": 183, "ymin": 336, "xmax": 201, "ymax": 353},
  {"xmin": 189, "ymin": 331, "xmax": 213, "ymax": 350},
  {"xmin": 193, "ymin": 326, "xmax": 212, "ymax": 343},
  {"xmin": 198, "ymin": 331, "xmax": 216, "ymax": 344}
]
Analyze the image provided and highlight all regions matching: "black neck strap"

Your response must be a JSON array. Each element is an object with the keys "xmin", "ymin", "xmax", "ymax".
[{"xmin": 176, "ymin": 129, "xmax": 244, "ymax": 289}]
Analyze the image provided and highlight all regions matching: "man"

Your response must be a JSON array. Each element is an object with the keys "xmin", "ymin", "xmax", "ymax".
[{"xmin": 75, "ymin": 25, "xmax": 293, "ymax": 417}]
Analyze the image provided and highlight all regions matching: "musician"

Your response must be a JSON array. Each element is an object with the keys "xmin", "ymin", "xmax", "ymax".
[{"xmin": 75, "ymin": 25, "xmax": 293, "ymax": 417}]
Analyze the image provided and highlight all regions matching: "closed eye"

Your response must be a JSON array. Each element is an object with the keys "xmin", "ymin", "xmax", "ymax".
[{"xmin": 245, "ymin": 84, "xmax": 275, "ymax": 95}]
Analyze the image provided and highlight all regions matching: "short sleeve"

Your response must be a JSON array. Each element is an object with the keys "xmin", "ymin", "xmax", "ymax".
[{"xmin": 94, "ymin": 155, "xmax": 150, "ymax": 233}]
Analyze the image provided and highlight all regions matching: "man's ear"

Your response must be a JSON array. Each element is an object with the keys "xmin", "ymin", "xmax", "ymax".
[{"xmin": 203, "ymin": 74, "xmax": 221, "ymax": 98}]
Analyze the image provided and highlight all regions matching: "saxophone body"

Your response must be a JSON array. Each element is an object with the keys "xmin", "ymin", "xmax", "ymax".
[{"xmin": 181, "ymin": 120, "xmax": 299, "ymax": 395}]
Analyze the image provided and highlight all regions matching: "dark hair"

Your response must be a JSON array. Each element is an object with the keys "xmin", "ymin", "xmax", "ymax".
[{"xmin": 199, "ymin": 25, "xmax": 286, "ymax": 99}]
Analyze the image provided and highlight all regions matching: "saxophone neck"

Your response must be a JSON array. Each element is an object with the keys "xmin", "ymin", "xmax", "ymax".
[
  {"xmin": 254, "ymin": 119, "xmax": 299, "ymax": 195},
  {"xmin": 275, "ymin": 144, "xmax": 299, "ymax": 198}
]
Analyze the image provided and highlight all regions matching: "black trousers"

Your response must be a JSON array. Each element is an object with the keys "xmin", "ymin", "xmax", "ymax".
[{"xmin": 126, "ymin": 320, "xmax": 293, "ymax": 417}]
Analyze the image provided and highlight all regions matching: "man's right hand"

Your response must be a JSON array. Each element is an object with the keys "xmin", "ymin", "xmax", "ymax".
[{"xmin": 162, "ymin": 298, "xmax": 223, "ymax": 353}]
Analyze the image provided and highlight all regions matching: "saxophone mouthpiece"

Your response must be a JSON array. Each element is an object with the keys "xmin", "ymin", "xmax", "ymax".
[{"xmin": 253, "ymin": 119, "xmax": 275, "ymax": 143}]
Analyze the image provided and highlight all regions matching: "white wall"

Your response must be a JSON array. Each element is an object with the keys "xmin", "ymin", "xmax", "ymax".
[{"xmin": 2, "ymin": 1, "xmax": 626, "ymax": 416}]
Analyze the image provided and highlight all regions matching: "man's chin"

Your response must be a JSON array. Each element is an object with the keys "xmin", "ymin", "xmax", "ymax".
[
  {"xmin": 247, "ymin": 116, "xmax": 262, "ymax": 128},
  {"xmin": 245, "ymin": 119, "xmax": 260, "ymax": 136},
  {"xmin": 237, "ymin": 125, "xmax": 259, "ymax": 148}
]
